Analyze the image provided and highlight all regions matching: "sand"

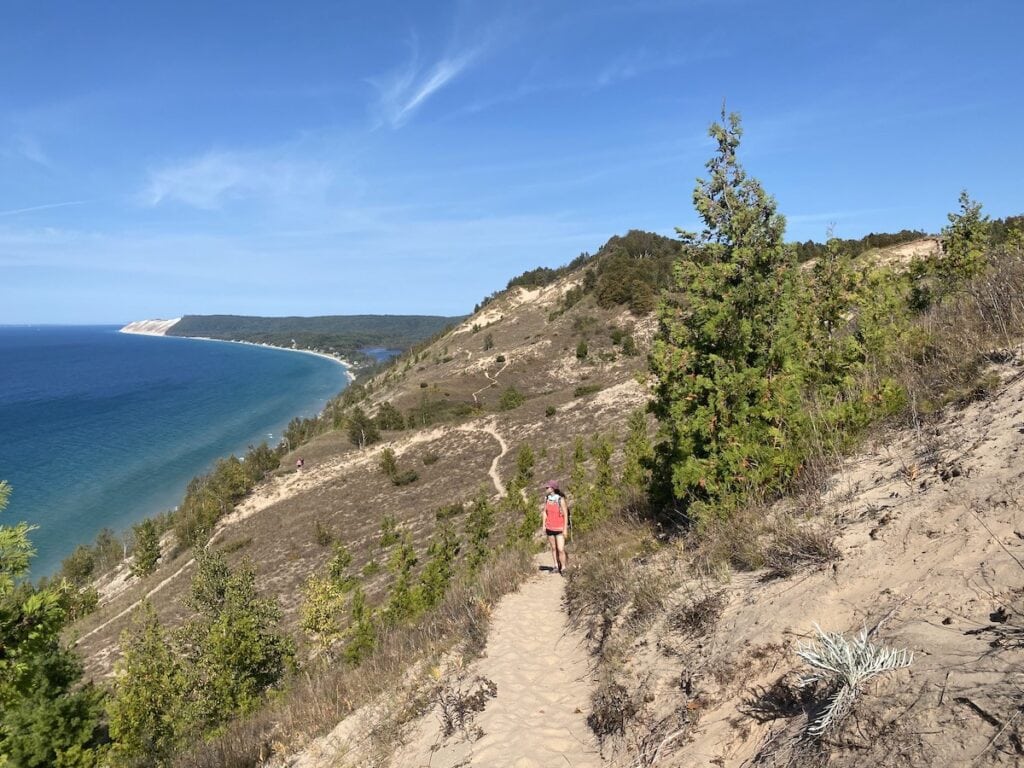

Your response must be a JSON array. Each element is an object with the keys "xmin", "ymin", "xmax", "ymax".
[{"xmin": 390, "ymin": 553, "xmax": 603, "ymax": 768}]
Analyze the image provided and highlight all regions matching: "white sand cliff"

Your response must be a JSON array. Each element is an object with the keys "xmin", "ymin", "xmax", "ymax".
[{"xmin": 119, "ymin": 318, "xmax": 181, "ymax": 335}]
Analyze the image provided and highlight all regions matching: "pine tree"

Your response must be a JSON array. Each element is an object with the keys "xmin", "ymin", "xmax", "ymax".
[
  {"xmin": 299, "ymin": 574, "xmax": 348, "ymax": 652},
  {"xmin": 130, "ymin": 518, "xmax": 161, "ymax": 578},
  {"xmin": 347, "ymin": 406, "xmax": 380, "ymax": 448},
  {"xmin": 343, "ymin": 586, "xmax": 375, "ymax": 665},
  {"xmin": 621, "ymin": 408, "xmax": 654, "ymax": 494},
  {"xmin": 108, "ymin": 602, "xmax": 185, "ymax": 765},
  {"xmin": 465, "ymin": 488, "xmax": 495, "ymax": 574},
  {"xmin": 414, "ymin": 524, "xmax": 460, "ymax": 611},
  {"xmin": 1, "ymin": 482, "xmax": 107, "ymax": 767},
  {"xmin": 180, "ymin": 551, "xmax": 294, "ymax": 728},
  {"xmin": 382, "ymin": 532, "xmax": 418, "ymax": 625},
  {"xmin": 650, "ymin": 111, "xmax": 804, "ymax": 524},
  {"xmin": 938, "ymin": 190, "xmax": 990, "ymax": 288}
]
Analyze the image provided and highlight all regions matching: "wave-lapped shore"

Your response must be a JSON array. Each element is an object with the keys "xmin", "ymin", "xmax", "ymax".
[{"xmin": 119, "ymin": 319, "xmax": 355, "ymax": 382}]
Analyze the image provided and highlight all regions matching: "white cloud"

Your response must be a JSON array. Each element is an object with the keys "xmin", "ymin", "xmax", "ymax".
[
  {"xmin": 142, "ymin": 149, "xmax": 333, "ymax": 210},
  {"xmin": 0, "ymin": 200, "xmax": 86, "ymax": 217},
  {"xmin": 370, "ymin": 41, "xmax": 481, "ymax": 129},
  {"xmin": 0, "ymin": 134, "xmax": 53, "ymax": 168}
]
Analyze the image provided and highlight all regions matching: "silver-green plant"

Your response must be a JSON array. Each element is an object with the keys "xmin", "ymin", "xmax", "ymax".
[{"xmin": 796, "ymin": 625, "xmax": 913, "ymax": 737}]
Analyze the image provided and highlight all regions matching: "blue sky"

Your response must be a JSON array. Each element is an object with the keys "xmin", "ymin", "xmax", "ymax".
[{"xmin": 2, "ymin": 0, "xmax": 1022, "ymax": 323}]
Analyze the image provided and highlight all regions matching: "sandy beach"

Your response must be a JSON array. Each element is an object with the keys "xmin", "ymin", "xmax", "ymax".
[{"xmin": 119, "ymin": 319, "xmax": 355, "ymax": 381}]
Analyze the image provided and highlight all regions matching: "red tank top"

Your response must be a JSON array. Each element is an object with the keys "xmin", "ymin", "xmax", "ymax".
[{"xmin": 544, "ymin": 496, "xmax": 565, "ymax": 531}]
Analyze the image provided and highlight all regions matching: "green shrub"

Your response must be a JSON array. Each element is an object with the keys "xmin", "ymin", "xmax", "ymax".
[
  {"xmin": 498, "ymin": 386, "xmax": 526, "ymax": 411},
  {"xmin": 573, "ymin": 383, "xmax": 602, "ymax": 398},
  {"xmin": 391, "ymin": 469, "xmax": 419, "ymax": 486},
  {"xmin": 379, "ymin": 447, "xmax": 398, "ymax": 477},
  {"xmin": 576, "ymin": 340, "xmax": 589, "ymax": 360},
  {"xmin": 435, "ymin": 502, "xmax": 464, "ymax": 521},
  {"xmin": 313, "ymin": 519, "xmax": 334, "ymax": 547},
  {"xmin": 375, "ymin": 401, "xmax": 405, "ymax": 431},
  {"xmin": 545, "ymin": 405, "xmax": 557, "ymax": 417}
]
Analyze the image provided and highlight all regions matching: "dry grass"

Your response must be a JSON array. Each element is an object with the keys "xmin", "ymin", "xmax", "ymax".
[
  {"xmin": 761, "ymin": 517, "xmax": 840, "ymax": 580},
  {"xmin": 563, "ymin": 513, "xmax": 666, "ymax": 656},
  {"xmin": 668, "ymin": 588, "xmax": 727, "ymax": 638},
  {"xmin": 175, "ymin": 545, "xmax": 531, "ymax": 768},
  {"xmin": 893, "ymin": 242, "xmax": 1024, "ymax": 418}
]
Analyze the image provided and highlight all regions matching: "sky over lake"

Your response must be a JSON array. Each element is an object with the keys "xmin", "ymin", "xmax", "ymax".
[{"xmin": 2, "ymin": 0, "xmax": 1022, "ymax": 323}]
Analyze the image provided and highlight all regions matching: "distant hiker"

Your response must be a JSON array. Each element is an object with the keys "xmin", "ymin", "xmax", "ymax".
[
  {"xmin": 296, "ymin": 457, "xmax": 305, "ymax": 471},
  {"xmin": 541, "ymin": 480, "xmax": 569, "ymax": 574}
]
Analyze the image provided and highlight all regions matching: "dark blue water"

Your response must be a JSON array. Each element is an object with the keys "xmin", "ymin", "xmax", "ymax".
[{"xmin": 0, "ymin": 326, "xmax": 349, "ymax": 578}]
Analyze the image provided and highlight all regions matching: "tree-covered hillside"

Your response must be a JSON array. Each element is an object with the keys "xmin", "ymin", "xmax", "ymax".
[{"xmin": 165, "ymin": 314, "xmax": 463, "ymax": 360}]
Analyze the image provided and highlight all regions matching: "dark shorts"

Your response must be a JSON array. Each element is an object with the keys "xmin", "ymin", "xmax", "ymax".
[{"xmin": 545, "ymin": 529, "xmax": 565, "ymax": 537}]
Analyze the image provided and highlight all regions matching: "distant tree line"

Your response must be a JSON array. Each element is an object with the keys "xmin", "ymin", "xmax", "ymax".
[
  {"xmin": 166, "ymin": 314, "xmax": 463, "ymax": 362},
  {"xmin": 791, "ymin": 229, "xmax": 929, "ymax": 263}
]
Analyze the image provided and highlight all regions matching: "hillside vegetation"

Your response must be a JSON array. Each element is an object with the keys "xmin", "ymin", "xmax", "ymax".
[{"xmin": 2, "ymin": 111, "xmax": 1023, "ymax": 767}]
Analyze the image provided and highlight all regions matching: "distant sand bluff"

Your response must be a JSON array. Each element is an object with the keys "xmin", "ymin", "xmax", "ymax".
[{"xmin": 120, "ymin": 318, "xmax": 182, "ymax": 336}]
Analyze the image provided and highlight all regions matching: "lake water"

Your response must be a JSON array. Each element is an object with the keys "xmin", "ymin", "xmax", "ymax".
[{"xmin": 0, "ymin": 326, "xmax": 349, "ymax": 578}]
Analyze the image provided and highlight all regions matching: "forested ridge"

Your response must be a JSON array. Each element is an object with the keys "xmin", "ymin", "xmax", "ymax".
[{"xmin": 166, "ymin": 314, "xmax": 463, "ymax": 361}]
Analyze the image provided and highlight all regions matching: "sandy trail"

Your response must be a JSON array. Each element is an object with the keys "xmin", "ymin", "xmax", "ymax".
[
  {"xmin": 394, "ymin": 553, "xmax": 602, "ymax": 768},
  {"xmin": 472, "ymin": 356, "xmax": 511, "ymax": 404},
  {"xmin": 458, "ymin": 418, "xmax": 509, "ymax": 497}
]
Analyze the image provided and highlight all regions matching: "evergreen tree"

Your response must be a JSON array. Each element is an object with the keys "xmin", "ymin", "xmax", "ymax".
[
  {"xmin": 379, "ymin": 447, "xmax": 398, "ymax": 478},
  {"xmin": 0, "ymin": 482, "xmax": 107, "ymax": 768},
  {"xmin": 621, "ymin": 408, "xmax": 654, "ymax": 494},
  {"xmin": 347, "ymin": 406, "xmax": 380, "ymax": 448},
  {"xmin": 130, "ymin": 518, "xmax": 161, "ymax": 579},
  {"xmin": 299, "ymin": 575, "xmax": 348, "ymax": 652},
  {"xmin": 382, "ymin": 533, "xmax": 418, "ymax": 625},
  {"xmin": 374, "ymin": 401, "xmax": 405, "ymax": 431},
  {"xmin": 108, "ymin": 602, "xmax": 185, "ymax": 766},
  {"xmin": 327, "ymin": 542, "xmax": 355, "ymax": 588},
  {"xmin": 465, "ymin": 488, "xmax": 495, "ymax": 574},
  {"xmin": 343, "ymin": 586, "xmax": 375, "ymax": 665},
  {"xmin": 938, "ymin": 190, "xmax": 990, "ymax": 288},
  {"xmin": 650, "ymin": 111, "xmax": 805, "ymax": 524},
  {"xmin": 183, "ymin": 554, "xmax": 294, "ymax": 727},
  {"xmin": 378, "ymin": 514, "xmax": 400, "ymax": 549},
  {"xmin": 413, "ymin": 524, "xmax": 459, "ymax": 611},
  {"xmin": 515, "ymin": 445, "xmax": 535, "ymax": 484}
]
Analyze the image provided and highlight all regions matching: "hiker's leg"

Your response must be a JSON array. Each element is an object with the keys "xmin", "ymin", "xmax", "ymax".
[
  {"xmin": 548, "ymin": 534, "xmax": 558, "ymax": 570},
  {"xmin": 555, "ymin": 534, "xmax": 567, "ymax": 573}
]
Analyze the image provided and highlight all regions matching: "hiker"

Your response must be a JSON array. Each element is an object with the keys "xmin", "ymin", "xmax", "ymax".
[
  {"xmin": 296, "ymin": 457, "xmax": 304, "ymax": 471},
  {"xmin": 540, "ymin": 480, "xmax": 569, "ymax": 574}
]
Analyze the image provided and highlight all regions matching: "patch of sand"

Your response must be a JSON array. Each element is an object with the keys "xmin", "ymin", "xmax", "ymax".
[
  {"xmin": 391, "ymin": 553, "xmax": 603, "ymax": 768},
  {"xmin": 119, "ymin": 318, "xmax": 181, "ymax": 335}
]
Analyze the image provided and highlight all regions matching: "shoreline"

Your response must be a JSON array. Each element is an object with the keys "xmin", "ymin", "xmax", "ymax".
[{"xmin": 119, "ymin": 323, "xmax": 356, "ymax": 382}]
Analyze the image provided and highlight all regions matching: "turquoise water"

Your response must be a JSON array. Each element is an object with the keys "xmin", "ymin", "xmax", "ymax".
[{"xmin": 0, "ymin": 326, "xmax": 349, "ymax": 578}]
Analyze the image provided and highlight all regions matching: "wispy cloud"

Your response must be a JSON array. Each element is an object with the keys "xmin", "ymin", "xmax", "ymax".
[
  {"xmin": 370, "ymin": 37, "xmax": 482, "ymax": 129},
  {"xmin": 142, "ymin": 149, "xmax": 333, "ymax": 210},
  {"xmin": 1, "ymin": 134, "xmax": 53, "ymax": 168},
  {"xmin": 0, "ymin": 200, "xmax": 86, "ymax": 217}
]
